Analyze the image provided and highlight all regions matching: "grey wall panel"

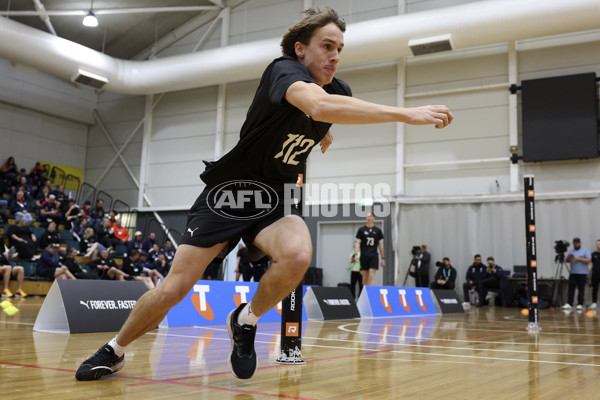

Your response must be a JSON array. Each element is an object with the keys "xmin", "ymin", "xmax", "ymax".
[
  {"xmin": 0, "ymin": 102, "xmax": 87, "ymax": 172},
  {"xmin": 0, "ymin": 59, "xmax": 96, "ymax": 125}
]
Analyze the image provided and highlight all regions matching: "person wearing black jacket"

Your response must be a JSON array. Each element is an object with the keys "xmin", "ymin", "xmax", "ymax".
[
  {"xmin": 121, "ymin": 250, "xmax": 154, "ymax": 290},
  {"xmin": 463, "ymin": 254, "xmax": 487, "ymax": 304},
  {"xmin": 38, "ymin": 222, "xmax": 61, "ymax": 250},
  {"xmin": 8, "ymin": 215, "xmax": 37, "ymax": 260},
  {"xmin": 477, "ymin": 257, "xmax": 516, "ymax": 307},
  {"xmin": 89, "ymin": 249, "xmax": 126, "ymax": 281},
  {"xmin": 64, "ymin": 248, "xmax": 97, "ymax": 279},
  {"xmin": 476, "ymin": 257, "xmax": 504, "ymax": 307},
  {"xmin": 409, "ymin": 244, "xmax": 431, "ymax": 288},
  {"xmin": 430, "ymin": 257, "xmax": 456, "ymax": 290}
]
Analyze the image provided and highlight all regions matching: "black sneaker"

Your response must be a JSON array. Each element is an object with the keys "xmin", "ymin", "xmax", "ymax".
[
  {"xmin": 75, "ymin": 343, "xmax": 125, "ymax": 381},
  {"xmin": 227, "ymin": 303, "xmax": 257, "ymax": 379}
]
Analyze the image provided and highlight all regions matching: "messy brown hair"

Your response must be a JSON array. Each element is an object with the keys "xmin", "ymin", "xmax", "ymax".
[{"xmin": 280, "ymin": 7, "xmax": 346, "ymax": 59}]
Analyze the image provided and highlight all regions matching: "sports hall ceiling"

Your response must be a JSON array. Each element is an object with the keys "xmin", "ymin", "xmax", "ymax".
[{"xmin": 0, "ymin": 0, "xmax": 239, "ymax": 60}]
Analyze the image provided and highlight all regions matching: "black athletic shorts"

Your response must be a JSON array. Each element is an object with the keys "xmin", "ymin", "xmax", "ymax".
[
  {"xmin": 180, "ymin": 184, "xmax": 300, "ymax": 257},
  {"xmin": 360, "ymin": 254, "xmax": 379, "ymax": 271}
]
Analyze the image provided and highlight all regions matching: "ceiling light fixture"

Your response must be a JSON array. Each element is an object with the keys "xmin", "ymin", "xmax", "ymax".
[
  {"xmin": 82, "ymin": 0, "xmax": 98, "ymax": 27},
  {"xmin": 82, "ymin": 11, "xmax": 98, "ymax": 27}
]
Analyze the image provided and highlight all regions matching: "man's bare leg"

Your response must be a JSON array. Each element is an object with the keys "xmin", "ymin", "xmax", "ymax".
[
  {"xmin": 360, "ymin": 270, "xmax": 369, "ymax": 287},
  {"xmin": 226, "ymin": 215, "xmax": 311, "ymax": 379},
  {"xmin": 76, "ymin": 243, "xmax": 226, "ymax": 381},
  {"xmin": 1, "ymin": 266, "xmax": 10, "ymax": 291},
  {"xmin": 248, "ymin": 215, "xmax": 312, "ymax": 317},
  {"xmin": 368, "ymin": 269, "xmax": 377, "ymax": 286},
  {"xmin": 116, "ymin": 243, "xmax": 226, "ymax": 346}
]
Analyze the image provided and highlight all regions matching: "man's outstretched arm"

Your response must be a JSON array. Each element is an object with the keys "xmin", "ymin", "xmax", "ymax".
[{"xmin": 285, "ymin": 81, "xmax": 453, "ymax": 128}]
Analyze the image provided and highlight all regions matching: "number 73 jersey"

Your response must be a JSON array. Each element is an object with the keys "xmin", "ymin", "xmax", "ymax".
[
  {"xmin": 356, "ymin": 225, "xmax": 384, "ymax": 257},
  {"xmin": 200, "ymin": 56, "xmax": 352, "ymax": 189}
]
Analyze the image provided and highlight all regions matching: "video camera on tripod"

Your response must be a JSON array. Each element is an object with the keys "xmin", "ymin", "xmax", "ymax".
[
  {"xmin": 411, "ymin": 246, "xmax": 421, "ymax": 257},
  {"xmin": 403, "ymin": 246, "xmax": 422, "ymax": 285},
  {"xmin": 554, "ymin": 239, "xmax": 570, "ymax": 263},
  {"xmin": 552, "ymin": 239, "xmax": 570, "ymax": 307}
]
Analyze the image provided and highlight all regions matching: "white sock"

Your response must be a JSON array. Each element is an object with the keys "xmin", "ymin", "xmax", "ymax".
[
  {"xmin": 237, "ymin": 303, "xmax": 259, "ymax": 326},
  {"xmin": 108, "ymin": 336, "xmax": 125, "ymax": 357}
]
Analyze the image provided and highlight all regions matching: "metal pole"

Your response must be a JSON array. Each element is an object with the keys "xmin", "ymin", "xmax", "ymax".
[{"xmin": 524, "ymin": 175, "xmax": 540, "ymax": 331}]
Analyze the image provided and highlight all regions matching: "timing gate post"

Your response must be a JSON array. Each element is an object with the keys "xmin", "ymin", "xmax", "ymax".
[
  {"xmin": 276, "ymin": 170, "xmax": 307, "ymax": 365},
  {"xmin": 276, "ymin": 282, "xmax": 306, "ymax": 364},
  {"xmin": 524, "ymin": 175, "xmax": 541, "ymax": 331}
]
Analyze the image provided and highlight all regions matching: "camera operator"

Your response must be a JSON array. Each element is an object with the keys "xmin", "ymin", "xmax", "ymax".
[
  {"xmin": 476, "ymin": 257, "xmax": 505, "ymax": 307},
  {"xmin": 562, "ymin": 237, "xmax": 591, "ymax": 310},
  {"xmin": 408, "ymin": 244, "xmax": 430, "ymax": 288},
  {"xmin": 462, "ymin": 254, "xmax": 486, "ymax": 306},
  {"xmin": 430, "ymin": 257, "xmax": 456, "ymax": 290}
]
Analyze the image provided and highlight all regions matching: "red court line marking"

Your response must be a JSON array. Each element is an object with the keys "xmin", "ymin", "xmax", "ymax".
[
  {"xmin": 0, "ymin": 361, "xmax": 317, "ymax": 400},
  {"xmin": 0, "ymin": 361, "xmax": 151, "ymax": 382}
]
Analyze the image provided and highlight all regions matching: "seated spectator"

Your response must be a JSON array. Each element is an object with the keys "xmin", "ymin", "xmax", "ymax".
[
  {"xmin": 7, "ymin": 216, "xmax": 38, "ymax": 260},
  {"xmin": 80, "ymin": 200, "xmax": 93, "ymax": 224},
  {"xmin": 36, "ymin": 243, "xmax": 75, "ymax": 280},
  {"xmin": 89, "ymin": 249, "xmax": 127, "ymax": 281},
  {"xmin": 1, "ymin": 244, "xmax": 27, "ymax": 297},
  {"xmin": 53, "ymin": 185, "xmax": 68, "ymax": 213},
  {"xmin": 38, "ymin": 221, "xmax": 61, "ymax": 250},
  {"xmin": 430, "ymin": 257, "xmax": 457, "ymax": 290},
  {"xmin": 112, "ymin": 218, "xmax": 129, "ymax": 245},
  {"xmin": 79, "ymin": 227, "xmax": 103, "ymax": 261},
  {"xmin": 40, "ymin": 194, "xmax": 63, "ymax": 227},
  {"xmin": 153, "ymin": 253, "xmax": 170, "ymax": 277},
  {"xmin": 97, "ymin": 218, "xmax": 118, "ymax": 251},
  {"xmin": 30, "ymin": 161, "xmax": 46, "ymax": 178},
  {"xmin": 90, "ymin": 199, "xmax": 105, "ymax": 225},
  {"xmin": 0, "ymin": 169, "xmax": 8, "ymax": 196},
  {"xmin": 30, "ymin": 169, "xmax": 48, "ymax": 194},
  {"xmin": 142, "ymin": 232, "xmax": 158, "ymax": 253},
  {"xmin": 34, "ymin": 185, "xmax": 51, "ymax": 210},
  {"xmin": 11, "ymin": 168, "xmax": 27, "ymax": 188},
  {"xmin": 148, "ymin": 243, "xmax": 161, "ymax": 264},
  {"xmin": 10, "ymin": 190, "xmax": 33, "ymax": 224},
  {"xmin": 63, "ymin": 248, "xmax": 97, "ymax": 279},
  {"xmin": 15, "ymin": 176, "xmax": 33, "ymax": 198},
  {"xmin": 137, "ymin": 252, "xmax": 163, "ymax": 286},
  {"xmin": 161, "ymin": 239, "xmax": 176, "ymax": 263},
  {"xmin": 462, "ymin": 254, "xmax": 487, "ymax": 306},
  {"xmin": 128, "ymin": 231, "xmax": 144, "ymax": 254},
  {"xmin": 477, "ymin": 257, "xmax": 512, "ymax": 307},
  {"xmin": 0, "ymin": 197, "xmax": 7, "ymax": 216},
  {"xmin": 108, "ymin": 209, "xmax": 118, "ymax": 226},
  {"xmin": 2, "ymin": 156, "xmax": 18, "ymax": 183},
  {"xmin": 121, "ymin": 249, "xmax": 155, "ymax": 290},
  {"xmin": 72, "ymin": 217, "xmax": 88, "ymax": 241},
  {"xmin": 64, "ymin": 199, "xmax": 82, "ymax": 230}
]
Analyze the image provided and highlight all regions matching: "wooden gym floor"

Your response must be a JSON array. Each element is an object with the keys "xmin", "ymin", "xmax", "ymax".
[{"xmin": 1, "ymin": 296, "xmax": 600, "ymax": 399}]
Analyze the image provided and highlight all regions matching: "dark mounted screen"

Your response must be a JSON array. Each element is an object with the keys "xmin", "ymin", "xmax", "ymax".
[{"xmin": 522, "ymin": 73, "xmax": 598, "ymax": 162}]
